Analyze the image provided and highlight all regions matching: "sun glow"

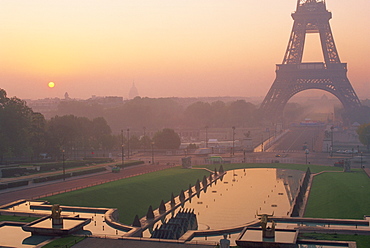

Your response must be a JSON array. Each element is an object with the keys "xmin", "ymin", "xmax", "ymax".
[{"xmin": 48, "ymin": 82, "xmax": 55, "ymax": 88}]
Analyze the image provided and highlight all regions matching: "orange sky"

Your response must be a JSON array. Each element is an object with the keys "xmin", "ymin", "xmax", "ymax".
[{"xmin": 0, "ymin": 0, "xmax": 369, "ymax": 100}]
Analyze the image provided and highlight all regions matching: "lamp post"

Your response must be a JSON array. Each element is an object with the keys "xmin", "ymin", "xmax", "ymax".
[
  {"xmin": 121, "ymin": 130, "xmax": 124, "ymax": 167},
  {"xmin": 151, "ymin": 142, "xmax": 155, "ymax": 165},
  {"xmin": 243, "ymin": 149, "xmax": 246, "ymax": 163},
  {"xmin": 62, "ymin": 149, "xmax": 66, "ymax": 181},
  {"xmin": 330, "ymin": 126, "xmax": 334, "ymax": 157},
  {"xmin": 261, "ymin": 134, "xmax": 264, "ymax": 152},
  {"xmin": 143, "ymin": 127, "xmax": 146, "ymax": 154},
  {"xmin": 121, "ymin": 145, "xmax": 125, "ymax": 167},
  {"xmin": 205, "ymin": 126, "xmax": 209, "ymax": 148},
  {"xmin": 232, "ymin": 126, "xmax": 236, "ymax": 156},
  {"xmin": 305, "ymin": 149, "xmax": 309, "ymax": 164},
  {"xmin": 127, "ymin": 128, "xmax": 130, "ymax": 159}
]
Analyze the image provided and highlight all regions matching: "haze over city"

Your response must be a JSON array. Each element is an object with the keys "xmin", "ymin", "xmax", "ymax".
[{"xmin": 1, "ymin": 0, "xmax": 369, "ymax": 100}]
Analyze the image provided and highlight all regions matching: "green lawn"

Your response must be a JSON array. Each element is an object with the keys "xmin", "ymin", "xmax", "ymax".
[
  {"xmin": 0, "ymin": 215, "xmax": 39, "ymax": 223},
  {"xmin": 41, "ymin": 235, "xmax": 85, "ymax": 248},
  {"xmin": 304, "ymin": 169, "xmax": 370, "ymax": 219},
  {"xmin": 42, "ymin": 167, "xmax": 210, "ymax": 225},
  {"xmin": 299, "ymin": 233, "xmax": 370, "ymax": 248}
]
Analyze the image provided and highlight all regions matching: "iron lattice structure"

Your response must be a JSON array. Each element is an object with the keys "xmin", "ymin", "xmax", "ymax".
[{"xmin": 260, "ymin": 0, "xmax": 361, "ymax": 120}]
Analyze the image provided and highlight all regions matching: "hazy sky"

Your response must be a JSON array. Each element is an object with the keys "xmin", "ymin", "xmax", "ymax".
[{"xmin": 1, "ymin": 0, "xmax": 369, "ymax": 100}]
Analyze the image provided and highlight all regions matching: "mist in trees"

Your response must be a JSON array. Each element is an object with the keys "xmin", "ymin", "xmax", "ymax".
[
  {"xmin": 51, "ymin": 96, "xmax": 263, "ymax": 132},
  {"xmin": 0, "ymin": 86, "xmax": 314, "ymax": 163},
  {"xmin": 356, "ymin": 123, "xmax": 370, "ymax": 150},
  {"xmin": 0, "ymin": 88, "xmax": 121, "ymax": 163}
]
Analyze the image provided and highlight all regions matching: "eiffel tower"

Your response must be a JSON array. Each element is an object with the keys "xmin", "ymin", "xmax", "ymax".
[{"xmin": 260, "ymin": 0, "xmax": 361, "ymax": 121}]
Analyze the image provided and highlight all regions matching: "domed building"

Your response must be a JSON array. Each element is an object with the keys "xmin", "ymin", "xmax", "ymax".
[{"xmin": 128, "ymin": 82, "xmax": 139, "ymax": 99}]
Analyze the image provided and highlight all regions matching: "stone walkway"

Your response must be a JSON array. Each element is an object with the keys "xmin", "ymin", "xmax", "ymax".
[
  {"xmin": 363, "ymin": 168, "xmax": 370, "ymax": 178},
  {"xmin": 72, "ymin": 238, "xmax": 215, "ymax": 248}
]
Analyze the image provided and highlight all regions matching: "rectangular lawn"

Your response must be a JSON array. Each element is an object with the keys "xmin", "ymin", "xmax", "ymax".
[{"xmin": 304, "ymin": 169, "xmax": 370, "ymax": 219}]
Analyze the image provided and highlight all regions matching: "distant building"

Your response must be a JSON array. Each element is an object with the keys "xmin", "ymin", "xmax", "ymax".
[
  {"xmin": 88, "ymin": 95, "xmax": 123, "ymax": 107},
  {"xmin": 128, "ymin": 82, "xmax": 139, "ymax": 99},
  {"xmin": 25, "ymin": 94, "xmax": 124, "ymax": 119},
  {"xmin": 25, "ymin": 98, "xmax": 61, "ymax": 119},
  {"xmin": 64, "ymin": 92, "xmax": 71, "ymax": 100}
]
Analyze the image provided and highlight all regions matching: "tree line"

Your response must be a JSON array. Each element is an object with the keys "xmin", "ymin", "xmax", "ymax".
[
  {"xmin": 0, "ymin": 89, "xmax": 181, "ymax": 164},
  {"xmin": 56, "ymin": 97, "xmax": 265, "ymax": 132}
]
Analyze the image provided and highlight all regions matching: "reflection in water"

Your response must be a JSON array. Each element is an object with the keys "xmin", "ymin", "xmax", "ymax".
[
  {"xmin": 30, "ymin": 218, "xmax": 86, "ymax": 229},
  {"xmin": 182, "ymin": 168, "xmax": 304, "ymax": 230},
  {"xmin": 241, "ymin": 229, "xmax": 296, "ymax": 243}
]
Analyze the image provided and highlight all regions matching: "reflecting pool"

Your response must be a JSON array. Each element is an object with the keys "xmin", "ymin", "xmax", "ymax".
[
  {"xmin": 145, "ymin": 168, "xmax": 304, "ymax": 245},
  {"xmin": 182, "ymin": 168, "xmax": 303, "ymax": 230}
]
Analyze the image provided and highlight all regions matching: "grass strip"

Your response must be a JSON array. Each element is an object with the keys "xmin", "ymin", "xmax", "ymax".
[
  {"xmin": 41, "ymin": 235, "xmax": 85, "ymax": 248},
  {"xmin": 0, "ymin": 215, "xmax": 39, "ymax": 223},
  {"xmin": 304, "ymin": 169, "xmax": 370, "ymax": 219},
  {"xmin": 299, "ymin": 233, "xmax": 370, "ymax": 248}
]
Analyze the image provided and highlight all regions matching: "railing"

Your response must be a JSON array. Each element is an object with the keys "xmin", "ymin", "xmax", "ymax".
[{"xmin": 276, "ymin": 62, "xmax": 347, "ymax": 71}]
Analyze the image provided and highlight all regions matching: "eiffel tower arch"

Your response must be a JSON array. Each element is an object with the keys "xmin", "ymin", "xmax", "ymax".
[{"xmin": 260, "ymin": 0, "xmax": 361, "ymax": 121}]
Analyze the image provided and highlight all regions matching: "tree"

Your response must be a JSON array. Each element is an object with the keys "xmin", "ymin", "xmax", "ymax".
[
  {"xmin": 140, "ymin": 135, "xmax": 152, "ymax": 149},
  {"xmin": 183, "ymin": 101, "xmax": 212, "ymax": 127},
  {"xmin": 46, "ymin": 115, "xmax": 82, "ymax": 157},
  {"xmin": 340, "ymin": 106, "xmax": 370, "ymax": 125},
  {"xmin": 28, "ymin": 112, "xmax": 47, "ymax": 159},
  {"xmin": 127, "ymin": 135, "xmax": 141, "ymax": 150},
  {"xmin": 46, "ymin": 115, "xmax": 115, "ymax": 157},
  {"xmin": 357, "ymin": 123, "xmax": 370, "ymax": 151},
  {"xmin": 226, "ymin": 100, "xmax": 256, "ymax": 127},
  {"xmin": 91, "ymin": 117, "xmax": 112, "ymax": 149},
  {"xmin": 153, "ymin": 128, "xmax": 181, "ymax": 149},
  {"xmin": 0, "ymin": 89, "xmax": 35, "ymax": 162}
]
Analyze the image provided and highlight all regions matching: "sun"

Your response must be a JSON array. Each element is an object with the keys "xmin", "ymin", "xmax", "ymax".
[{"xmin": 48, "ymin": 82, "xmax": 55, "ymax": 88}]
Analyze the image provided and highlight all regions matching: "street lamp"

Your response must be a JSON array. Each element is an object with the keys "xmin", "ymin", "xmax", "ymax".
[
  {"xmin": 143, "ymin": 127, "xmax": 146, "ymax": 154},
  {"xmin": 205, "ymin": 126, "xmax": 209, "ymax": 148},
  {"xmin": 127, "ymin": 128, "xmax": 130, "ymax": 159},
  {"xmin": 330, "ymin": 126, "xmax": 334, "ymax": 157},
  {"xmin": 232, "ymin": 126, "xmax": 236, "ymax": 156},
  {"xmin": 261, "ymin": 134, "xmax": 264, "ymax": 152},
  {"xmin": 151, "ymin": 142, "xmax": 155, "ymax": 165},
  {"xmin": 62, "ymin": 149, "xmax": 66, "ymax": 181},
  {"xmin": 305, "ymin": 149, "xmax": 309, "ymax": 164},
  {"xmin": 121, "ymin": 130, "xmax": 125, "ymax": 167}
]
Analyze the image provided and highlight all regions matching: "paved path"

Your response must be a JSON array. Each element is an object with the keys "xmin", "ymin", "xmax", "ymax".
[
  {"xmin": 71, "ymin": 237, "xmax": 215, "ymax": 248},
  {"xmin": 363, "ymin": 168, "xmax": 370, "ymax": 178},
  {"xmin": 0, "ymin": 163, "xmax": 176, "ymax": 206}
]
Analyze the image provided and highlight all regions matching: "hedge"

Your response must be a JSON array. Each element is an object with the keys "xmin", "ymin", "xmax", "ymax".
[
  {"xmin": 71, "ymin": 167, "xmax": 106, "ymax": 177},
  {"xmin": 7, "ymin": 180, "xmax": 29, "ymax": 188},
  {"xmin": 117, "ymin": 161, "xmax": 144, "ymax": 168}
]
